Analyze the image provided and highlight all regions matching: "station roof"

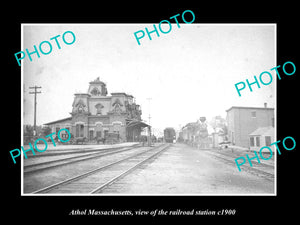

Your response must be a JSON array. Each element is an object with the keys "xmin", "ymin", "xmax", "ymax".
[
  {"xmin": 44, "ymin": 117, "xmax": 72, "ymax": 125},
  {"xmin": 226, "ymin": 106, "xmax": 274, "ymax": 112},
  {"xmin": 249, "ymin": 126, "xmax": 274, "ymax": 136},
  {"xmin": 126, "ymin": 120, "xmax": 150, "ymax": 128}
]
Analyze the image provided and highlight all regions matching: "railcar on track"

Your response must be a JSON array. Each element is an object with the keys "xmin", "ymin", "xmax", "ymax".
[{"xmin": 164, "ymin": 127, "xmax": 176, "ymax": 143}]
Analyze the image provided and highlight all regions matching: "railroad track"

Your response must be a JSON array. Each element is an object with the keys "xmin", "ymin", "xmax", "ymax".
[
  {"xmin": 24, "ymin": 144, "xmax": 139, "ymax": 158},
  {"xmin": 32, "ymin": 143, "xmax": 171, "ymax": 194},
  {"xmin": 24, "ymin": 145, "xmax": 141, "ymax": 174},
  {"xmin": 211, "ymin": 149, "xmax": 275, "ymax": 168},
  {"xmin": 205, "ymin": 150, "xmax": 275, "ymax": 181}
]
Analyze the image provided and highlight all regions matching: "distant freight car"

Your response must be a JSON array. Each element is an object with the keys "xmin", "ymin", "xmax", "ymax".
[{"xmin": 164, "ymin": 127, "xmax": 176, "ymax": 143}]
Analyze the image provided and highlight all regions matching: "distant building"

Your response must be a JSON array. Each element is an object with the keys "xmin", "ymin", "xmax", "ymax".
[
  {"xmin": 181, "ymin": 122, "xmax": 197, "ymax": 143},
  {"xmin": 44, "ymin": 77, "xmax": 148, "ymax": 142},
  {"xmin": 226, "ymin": 104, "xmax": 275, "ymax": 148}
]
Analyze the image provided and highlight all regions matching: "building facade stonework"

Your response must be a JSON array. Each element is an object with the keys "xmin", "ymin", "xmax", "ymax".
[{"xmin": 45, "ymin": 77, "xmax": 144, "ymax": 142}]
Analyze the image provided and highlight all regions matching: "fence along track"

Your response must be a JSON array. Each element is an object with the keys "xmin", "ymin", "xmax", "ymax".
[
  {"xmin": 32, "ymin": 143, "xmax": 170, "ymax": 194},
  {"xmin": 24, "ymin": 145, "xmax": 141, "ymax": 174}
]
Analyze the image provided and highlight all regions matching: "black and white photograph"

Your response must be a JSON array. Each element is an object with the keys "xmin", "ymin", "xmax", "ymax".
[
  {"xmin": 4, "ymin": 5, "xmax": 298, "ymax": 223},
  {"xmin": 21, "ymin": 24, "xmax": 276, "ymax": 195}
]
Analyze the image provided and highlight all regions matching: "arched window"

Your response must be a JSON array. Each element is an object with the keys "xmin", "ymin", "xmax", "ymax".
[{"xmin": 95, "ymin": 103, "xmax": 104, "ymax": 115}]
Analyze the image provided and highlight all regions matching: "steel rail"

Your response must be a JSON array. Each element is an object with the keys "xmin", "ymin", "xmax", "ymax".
[
  {"xmin": 24, "ymin": 145, "xmax": 141, "ymax": 174},
  {"xmin": 32, "ymin": 144, "xmax": 170, "ymax": 194},
  {"xmin": 210, "ymin": 150, "xmax": 275, "ymax": 169},
  {"xmin": 206, "ymin": 151, "xmax": 274, "ymax": 181},
  {"xmin": 25, "ymin": 144, "xmax": 139, "ymax": 158},
  {"xmin": 90, "ymin": 144, "xmax": 171, "ymax": 194}
]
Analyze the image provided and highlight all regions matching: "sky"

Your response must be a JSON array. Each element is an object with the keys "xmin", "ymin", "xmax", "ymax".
[{"xmin": 22, "ymin": 24, "xmax": 275, "ymax": 135}]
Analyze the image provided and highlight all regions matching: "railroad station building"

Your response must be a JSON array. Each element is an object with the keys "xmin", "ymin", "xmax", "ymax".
[
  {"xmin": 226, "ymin": 104, "xmax": 275, "ymax": 149},
  {"xmin": 44, "ymin": 77, "xmax": 148, "ymax": 142}
]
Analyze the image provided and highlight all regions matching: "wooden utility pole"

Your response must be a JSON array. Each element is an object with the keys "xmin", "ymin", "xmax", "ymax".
[
  {"xmin": 146, "ymin": 98, "xmax": 152, "ymax": 146},
  {"xmin": 29, "ymin": 86, "xmax": 41, "ymax": 137}
]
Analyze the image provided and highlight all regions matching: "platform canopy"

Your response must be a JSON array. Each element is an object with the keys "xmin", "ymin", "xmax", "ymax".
[{"xmin": 126, "ymin": 120, "xmax": 150, "ymax": 129}]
